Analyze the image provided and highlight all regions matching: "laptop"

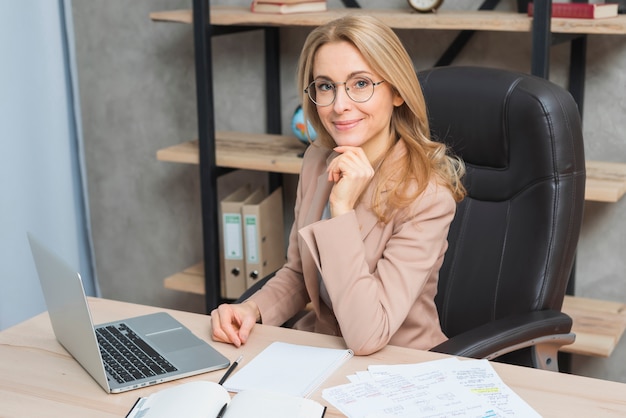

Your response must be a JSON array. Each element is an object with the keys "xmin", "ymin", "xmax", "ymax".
[{"xmin": 27, "ymin": 233, "xmax": 230, "ymax": 393}]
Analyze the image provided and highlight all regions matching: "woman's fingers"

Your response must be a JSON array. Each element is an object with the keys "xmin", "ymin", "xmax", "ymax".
[
  {"xmin": 327, "ymin": 146, "xmax": 375, "ymax": 217},
  {"xmin": 211, "ymin": 304, "xmax": 244, "ymax": 347},
  {"xmin": 328, "ymin": 146, "xmax": 372, "ymax": 182},
  {"xmin": 210, "ymin": 302, "xmax": 260, "ymax": 347}
]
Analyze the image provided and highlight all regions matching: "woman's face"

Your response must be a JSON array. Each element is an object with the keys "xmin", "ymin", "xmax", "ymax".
[{"xmin": 312, "ymin": 41, "xmax": 404, "ymax": 161}]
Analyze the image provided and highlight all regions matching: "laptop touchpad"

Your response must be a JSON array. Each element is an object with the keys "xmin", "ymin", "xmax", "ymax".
[{"xmin": 146, "ymin": 329, "xmax": 204, "ymax": 353}]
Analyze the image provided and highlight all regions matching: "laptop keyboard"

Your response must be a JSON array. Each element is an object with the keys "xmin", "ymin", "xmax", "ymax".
[{"xmin": 96, "ymin": 323, "xmax": 178, "ymax": 384}]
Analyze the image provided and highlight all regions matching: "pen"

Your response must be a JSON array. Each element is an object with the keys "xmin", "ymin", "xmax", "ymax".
[
  {"xmin": 218, "ymin": 355, "xmax": 243, "ymax": 385},
  {"xmin": 216, "ymin": 402, "xmax": 228, "ymax": 418}
]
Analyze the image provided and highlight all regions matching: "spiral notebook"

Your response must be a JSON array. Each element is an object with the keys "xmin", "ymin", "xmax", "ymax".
[{"xmin": 223, "ymin": 342, "xmax": 353, "ymax": 398}]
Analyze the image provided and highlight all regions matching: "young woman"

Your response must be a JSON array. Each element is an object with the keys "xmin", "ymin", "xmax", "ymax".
[{"xmin": 211, "ymin": 15, "xmax": 465, "ymax": 355}]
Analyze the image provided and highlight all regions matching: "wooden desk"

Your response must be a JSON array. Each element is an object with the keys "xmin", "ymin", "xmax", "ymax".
[{"xmin": 1, "ymin": 298, "xmax": 626, "ymax": 417}]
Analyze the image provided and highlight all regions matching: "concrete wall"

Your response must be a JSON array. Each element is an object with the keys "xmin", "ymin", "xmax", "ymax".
[{"xmin": 71, "ymin": 0, "xmax": 626, "ymax": 382}]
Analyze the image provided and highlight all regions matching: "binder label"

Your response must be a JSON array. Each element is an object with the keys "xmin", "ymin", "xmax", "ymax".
[
  {"xmin": 223, "ymin": 213, "xmax": 243, "ymax": 260},
  {"xmin": 245, "ymin": 215, "xmax": 259, "ymax": 263}
]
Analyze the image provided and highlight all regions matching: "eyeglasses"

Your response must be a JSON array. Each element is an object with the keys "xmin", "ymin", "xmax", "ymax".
[{"xmin": 304, "ymin": 76, "xmax": 385, "ymax": 107}]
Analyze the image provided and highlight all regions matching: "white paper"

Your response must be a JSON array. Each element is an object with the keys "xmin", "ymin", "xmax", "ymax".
[
  {"xmin": 322, "ymin": 358, "xmax": 541, "ymax": 418},
  {"xmin": 223, "ymin": 389, "xmax": 326, "ymax": 418},
  {"xmin": 224, "ymin": 342, "xmax": 353, "ymax": 397},
  {"xmin": 446, "ymin": 359, "xmax": 541, "ymax": 417},
  {"xmin": 223, "ymin": 213, "xmax": 243, "ymax": 260},
  {"xmin": 244, "ymin": 214, "xmax": 259, "ymax": 263},
  {"xmin": 126, "ymin": 381, "xmax": 229, "ymax": 418},
  {"xmin": 125, "ymin": 381, "xmax": 326, "ymax": 418}
]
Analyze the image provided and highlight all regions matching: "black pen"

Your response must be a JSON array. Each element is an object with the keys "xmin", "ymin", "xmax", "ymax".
[
  {"xmin": 216, "ymin": 402, "xmax": 228, "ymax": 418},
  {"xmin": 218, "ymin": 355, "xmax": 243, "ymax": 385}
]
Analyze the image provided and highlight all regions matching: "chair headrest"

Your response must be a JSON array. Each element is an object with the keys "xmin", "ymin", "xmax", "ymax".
[
  {"xmin": 419, "ymin": 66, "xmax": 579, "ymax": 167},
  {"xmin": 418, "ymin": 66, "xmax": 583, "ymax": 200}
]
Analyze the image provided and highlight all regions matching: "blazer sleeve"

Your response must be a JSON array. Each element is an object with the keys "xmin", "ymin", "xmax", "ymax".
[
  {"xmin": 299, "ymin": 183, "xmax": 455, "ymax": 355},
  {"xmin": 247, "ymin": 146, "xmax": 325, "ymax": 326}
]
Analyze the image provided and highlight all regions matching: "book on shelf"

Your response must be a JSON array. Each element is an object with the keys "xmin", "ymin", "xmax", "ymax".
[
  {"xmin": 554, "ymin": 0, "xmax": 610, "ymax": 3},
  {"xmin": 242, "ymin": 187, "xmax": 285, "ymax": 290},
  {"xmin": 251, "ymin": 0, "xmax": 327, "ymax": 14},
  {"xmin": 253, "ymin": 0, "xmax": 323, "ymax": 3},
  {"xmin": 125, "ymin": 380, "xmax": 326, "ymax": 418},
  {"xmin": 527, "ymin": 2, "xmax": 619, "ymax": 19},
  {"xmin": 219, "ymin": 185, "xmax": 253, "ymax": 300}
]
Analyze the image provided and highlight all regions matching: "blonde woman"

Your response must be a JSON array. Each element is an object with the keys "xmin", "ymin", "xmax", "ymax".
[{"xmin": 211, "ymin": 15, "xmax": 465, "ymax": 355}]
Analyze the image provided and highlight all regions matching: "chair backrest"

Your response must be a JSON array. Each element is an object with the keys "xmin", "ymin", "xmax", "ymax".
[{"xmin": 417, "ymin": 66, "xmax": 586, "ymax": 339}]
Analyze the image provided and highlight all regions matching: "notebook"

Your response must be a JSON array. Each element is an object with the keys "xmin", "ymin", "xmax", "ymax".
[
  {"xmin": 27, "ymin": 233, "xmax": 230, "ymax": 393},
  {"xmin": 223, "ymin": 341, "xmax": 353, "ymax": 398}
]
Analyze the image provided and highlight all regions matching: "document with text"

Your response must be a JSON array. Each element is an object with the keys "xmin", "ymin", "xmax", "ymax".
[{"xmin": 322, "ymin": 357, "xmax": 541, "ymax": 418}]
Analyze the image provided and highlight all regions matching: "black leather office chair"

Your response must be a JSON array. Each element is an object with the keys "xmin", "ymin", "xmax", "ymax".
[
  {"xmin": 238, "ymin": 66, "xmax": 586, "ymax": 372},
  {"xmin": 419, "ymin": 66, "xmax": 585, "ymax": 371}
]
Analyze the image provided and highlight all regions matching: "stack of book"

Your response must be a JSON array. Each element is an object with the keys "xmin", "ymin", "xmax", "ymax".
[
  {"xmin": 527, "ymin": 2, "xmax": 619, "ymax": 19},
  {"xmin": 250, "ymin": 0, "xmax": 327, "ymax": 14}
]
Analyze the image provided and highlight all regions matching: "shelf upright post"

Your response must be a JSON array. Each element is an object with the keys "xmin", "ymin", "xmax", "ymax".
[
  {"xmin": 265, "ymin": 27, "xmax": 283, "ymax": 192},
  {"xmin": 192, "ymin": 0, "xmax": 221, "ymax": 312},
  {"xmin": 530, "ymin": 0, "xmax": 552, "ymax": 78},
  {"xmin": 568, "ymin": 36, "xmax": 587, "ymax": 117},
  {"xmin": 265, "ymin": 28, "xmax": 281, "ymax": 135},
  {"xmin": 565, "ymin": 36, "xmax": 587, "ymax": 298}
]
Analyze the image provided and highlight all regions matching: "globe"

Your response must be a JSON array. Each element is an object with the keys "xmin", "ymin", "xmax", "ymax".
[{"xmin": 291, "ymin": 105, "xmax": 317, "ymax": 144}]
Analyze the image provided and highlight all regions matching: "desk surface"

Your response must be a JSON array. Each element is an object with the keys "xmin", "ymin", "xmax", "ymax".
[{"xmin": 1, "ymin": 298, "xmax": 626, "ymax": 417}]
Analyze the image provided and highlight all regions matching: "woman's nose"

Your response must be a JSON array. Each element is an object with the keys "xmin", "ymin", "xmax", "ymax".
[{"xmin": 333, "ymin": 83, "xmax": 351, "ymax": 112}]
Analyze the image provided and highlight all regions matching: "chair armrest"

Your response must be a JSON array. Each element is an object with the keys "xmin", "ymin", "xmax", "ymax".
[
  {"xmin": 430, "ymin": 310, "xmax": 573, "ymax": 361},
  {"xmin": 234, "ymin": 271, "xmax": 275, "ymax": 303}
]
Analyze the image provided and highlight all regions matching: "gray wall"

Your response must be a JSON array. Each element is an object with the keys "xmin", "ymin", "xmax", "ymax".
[{"xmin": 71, "ymin": 0, "xmax": 626, "ymax": 382}]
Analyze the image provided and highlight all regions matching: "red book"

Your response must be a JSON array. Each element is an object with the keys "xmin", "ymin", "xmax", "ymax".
[{"xmin": 527, "ymin": 2, "xmax": 619, "ymax": 19}]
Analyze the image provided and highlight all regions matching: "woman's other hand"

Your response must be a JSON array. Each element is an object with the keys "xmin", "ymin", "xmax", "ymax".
[{"xmin": 210, "ymin": 300, "xmax": 260, "ymax": 347}]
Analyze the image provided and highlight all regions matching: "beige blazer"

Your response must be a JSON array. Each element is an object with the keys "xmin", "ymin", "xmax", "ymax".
[{"xmin": 250, "ymin": 140, "xmax": 455, "ymax": 355}]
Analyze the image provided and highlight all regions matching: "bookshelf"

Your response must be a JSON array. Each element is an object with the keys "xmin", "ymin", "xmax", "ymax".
[
  {"xmin": 150, "ymin": 6, "xmax": 626, "ymax": 34},
  {"xmin": 151, "ymin": 4, "xmax": 626, "ymax": 313},
  {"xmin": 156, "ymin": 131, "xmax": 305, "ymax": 174},
  {"xmin": 151, "ymin": 6, "xmax": 626, "ymax": 201},
  {"xmin": 156, "ymin": 136, "xmax": 626, "ymax": 203}
]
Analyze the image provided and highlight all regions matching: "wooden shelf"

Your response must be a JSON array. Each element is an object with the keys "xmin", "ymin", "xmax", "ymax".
[
  {"xmin": 157, "ymin": 131, "xmax": 307, "ymax": 174},
  {"xmin": 150, "ymin": 6, "xmax": 626, "ymax": 35},
  {"xmin": 584, "ymin": 160, "xmax": 626, "ymax": 203},
  {"xmin": 163, "ymin": 262, "xmax": 205, "ymax": 295},
  {"xmin": 561, "ymin": 295, "xmax": 626, "ymax": 357},
  {"xmin": 157, "ymin": 136, "xmax": 626, "ymax": 202}
]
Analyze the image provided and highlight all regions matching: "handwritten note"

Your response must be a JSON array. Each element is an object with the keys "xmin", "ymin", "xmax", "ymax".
[{"xmin": 322, "ymin": 358, "xmax": 541, "ymax": 418}]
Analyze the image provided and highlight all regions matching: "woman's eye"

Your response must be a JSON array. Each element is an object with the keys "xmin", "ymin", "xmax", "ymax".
[
  {"xmin": 352, "ymin": 78, "xmax": 371, "ymax": 89},
  {"xmin": 316, "ymin": 82, "xmax": 333, "ymax": 92}
]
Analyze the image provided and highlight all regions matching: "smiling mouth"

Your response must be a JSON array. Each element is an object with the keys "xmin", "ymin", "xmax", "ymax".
[{"xmin": 333, "ymin": 119, "xmax": 360, "ymax": 130}]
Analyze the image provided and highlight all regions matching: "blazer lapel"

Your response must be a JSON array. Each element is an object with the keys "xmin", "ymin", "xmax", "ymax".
[
  {"xmin": 303, "ymin": 167, "xmax": 333, "ymax": 226},
  {"xmin": 300, "ymin": 152, "xmax": 335, "ymax": 311}
]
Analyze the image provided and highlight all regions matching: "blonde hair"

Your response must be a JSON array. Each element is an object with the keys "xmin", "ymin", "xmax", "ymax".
[{"xmin": 297, "ymin": 15, "xmax": 466, "ymax": 222}]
